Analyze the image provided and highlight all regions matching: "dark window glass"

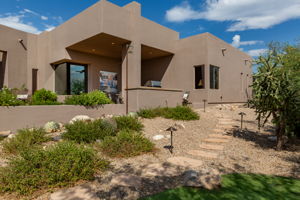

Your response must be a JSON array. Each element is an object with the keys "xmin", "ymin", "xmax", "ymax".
[
  {"xmin": 70, "ymin": 64, "xmax": 87, "ymax": 95},
  {"xmin": 0, "ymin": 51, "xmax": 7, "ymax": 89},
  {"xmin": 210, "ymin": 65, "xmax": 219, "ymax": 89},
  {"xmin": 195, "ymin": 65, "xmax": 205, "ymax": 89}
]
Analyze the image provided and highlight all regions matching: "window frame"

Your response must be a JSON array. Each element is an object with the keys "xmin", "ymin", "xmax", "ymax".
[
  {"xmin": 210, "ymin": 65, "xmax": 220, "ymax": 89},
  {"xmin": 194, "ymin": 65, "xmax": 205, "ymax": 89}
]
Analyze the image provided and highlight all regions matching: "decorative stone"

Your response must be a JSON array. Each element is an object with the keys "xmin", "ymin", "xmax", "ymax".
[
  {"xmin": 183, "ymin": 170, "xmax": 201, "ymax": 187},
  {"xmin": 174, "ymin": 123, "xmax": 185, "ymax": 129},
  {"xmin": 49, "ymin": 184, "xmax": 99, "ymax": 200},
  {"xmin": 199, "ymin": 144, "xmax": 224, "ymax": 151},
  {"xmin": 187, "ymin": 150, "xmax": 218, "ymax": 159},
  {"xmin": 203, "ymin": 138, "xmax": 229, "ymax": 143},
  {"xmin": 110, "ymin": 174, "xmax": 142, "ymax": 188},
  {"xmin": 70, "ymin": 115, "xmax": 93, "ymax": 124},
  {"xmin": 8, "ymin": 134, "xmax": 16, "ymax": 139},
  {"xmin": 0, "ymin": 130, "xmax": 11, "ymax": 137},
  {"xmin": 199, "ymin": 169, "xmax": 221, "ymax": 190},
  {"xmin": 209, "ymin": 134, "xmax": 231, "ymax": 139},
  {"xmin": 153, "ymin": 135, "xmax": 165, "ymax": 140},
  {"xmin": 44, "ymin": 121, "xmax": 60, "ymax": 133},
  {"xmin": 128, "ymin": 112, "xmax": 138, "ymax": 117},
  {"xmin": 167, "ymin": 156, "xmax": 203, "ymax": 168}
]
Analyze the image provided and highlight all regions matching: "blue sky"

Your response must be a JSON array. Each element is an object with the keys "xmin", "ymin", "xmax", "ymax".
[{"xmin": 1, "ymin": 0, "xmax": 300, "ymax": 58}]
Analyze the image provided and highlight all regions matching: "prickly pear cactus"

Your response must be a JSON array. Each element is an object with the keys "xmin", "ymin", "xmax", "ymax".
[{"xmin": 44, "ymin": 121, "xmax": 60, "ymax": 133}]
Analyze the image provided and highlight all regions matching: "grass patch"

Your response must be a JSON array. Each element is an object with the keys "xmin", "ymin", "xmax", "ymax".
[
  {"xmin": 2, "ymin": 128, "xmax": 51, "ymax": 155},
  {"xmin": 114, "ymin": 115, "xmax": 144, "ymax": 132},
  {"xmin": 99, "ymin": 130, "xmax": 154, "ymax": 158},
  {"xmin": 138, "ymin": 106, "xmax": 199, "ymax": 121},
  {"xmin": 62, "ymin": 119, "xmax": 117, "ymax": 143},
  {"xmin": 0, "ymin": 142, "xmax": 109, "ymax": 195},
  {"xmin": 141, "ymin": 173, "xmax": 300, "ymax": 200}
]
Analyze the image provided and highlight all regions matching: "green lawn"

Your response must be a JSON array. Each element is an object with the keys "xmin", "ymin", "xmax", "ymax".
[{"xmin": 141, "ymin": 174, "xmax": 300, "ymax": 200}]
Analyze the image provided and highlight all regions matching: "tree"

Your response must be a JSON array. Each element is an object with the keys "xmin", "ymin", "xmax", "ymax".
[{"xmin": 250, "ymin": 43, "xmax": 300, "ymax": 150}]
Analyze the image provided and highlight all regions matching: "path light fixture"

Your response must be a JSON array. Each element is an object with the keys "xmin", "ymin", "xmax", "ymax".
[
  {"xmin": 203, "ymin": 99, "xmax": 207, "ymax": 112},
  {"xmin": 238, "ymin": 112, "xmax": 246, "ymax": 130},
  {"xmin": 164, "ymin": 126, "xmax": 177, "ymax": 154}
]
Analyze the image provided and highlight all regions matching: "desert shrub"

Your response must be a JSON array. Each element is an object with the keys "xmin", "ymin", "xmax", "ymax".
[
  {"xmin": 64, "ymin": 90, "xmax": 112, "ymax": 106},
  {"xmin": 114, "ymin": 116, "xmax": 144, "ymax": 132},
  {"xmin": 0, "ymin": 86, "xmax": 24, "ymax": 106},
  {"xmin": 99, "ymin": 130, "xmax": 154, "ymax": 158},
  {"xmin": 31, "ymin": 89, "xmax": 59, "ymax": 105},
  {"xmin": 0, "ymin": 142, "xmax": 109, "ymax": 195},
  {"xmin": 2, "ymin": 128, "xmax": 51, "ymax": 155},
  {"xmin": 138, "ymin": 106, "xmax": 199, "ymax": 121},
  {"xmin": 63, "ymin": 119, "xmax": 117, "ymax": 143}
]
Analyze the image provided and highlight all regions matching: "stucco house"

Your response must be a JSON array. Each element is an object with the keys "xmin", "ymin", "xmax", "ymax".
[{"xmin": 0, "ymin": 0, "xmax": 252, "ymax": 112}]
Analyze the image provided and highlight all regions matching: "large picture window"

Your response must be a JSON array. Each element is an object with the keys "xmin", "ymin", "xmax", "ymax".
[
  {"xmin": 210, "ymin": 65, "xmax": 219, "ymax": 89},
  {"xmin": 55, "ymin": 63, "xmax": 88, "ymax": 95},
  {"xmin": 0, "ymin": 51, "xmax": 7, "ymax": 89},
  {"xmin": 195, "ymin": 65, "xmax": 205, "ymax": 89}
]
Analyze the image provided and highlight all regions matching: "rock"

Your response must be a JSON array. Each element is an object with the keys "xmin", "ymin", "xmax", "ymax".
[
  {"xmin": 182, "ymin": 169, "xmax": 221, "ymax": 190},
  {"xmin": 268, "ymin": 136, "xmax": 277, "ymax": 142},
  {"xmin": 153, "ymin": 135, "xmax": 165, "ymax": 140},
  {"xmin": 8, "ymin": 134, "xmax": 16, "ymax": 139},
  {"xmin": 174, "ymin": 123, "xmax": 185, "ymax": 129},
  {"xmin": 128, "ymin": 112, "xmax": 138, "ymax": 117},
  {"xmin": 106, "ymin": 114, "xmax": 113, "ymax": 118},
  {"xmin": 110, "ymin": 174, "xmax": 141, "ymax": 188},
  {"xmin": 0, "ymin": 130, "xmax": 11, "ymax": 137},
  {"xmin": 44, "ymin": 121, "xmax": 60, "ymax": 133},
  {"xmin": 183, "ymin": 170, "xmax": 201, "ymax": 187},
  {"xmin": 70, "ymin": 115, "xmax": 93, "ymax": 124},
  {"xmin": 49, "ymin": 184, "xmax": 99, "ymax": 200}
]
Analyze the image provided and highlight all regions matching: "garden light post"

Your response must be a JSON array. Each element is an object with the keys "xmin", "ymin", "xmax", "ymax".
[
  {"xmin": 203, "ymin": 99, "xmax": 207, "ymax": 112},
  {"xmin": 165, "ymin": 126, "xmax": 177, "ymax": 154},
  {"xmin": 239, "ymin": 112, "xmax": 246, "ymax": 131}
]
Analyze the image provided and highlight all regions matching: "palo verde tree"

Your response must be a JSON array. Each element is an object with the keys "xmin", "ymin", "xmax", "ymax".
[{"xmin": 250, "ymin": 43, "xmax": 300, "ymax": 150}]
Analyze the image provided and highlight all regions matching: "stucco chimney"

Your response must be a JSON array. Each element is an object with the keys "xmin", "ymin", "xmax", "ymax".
[{"xmin": 123, "ymin": 1, "xmax": 141, "ymax": 16}]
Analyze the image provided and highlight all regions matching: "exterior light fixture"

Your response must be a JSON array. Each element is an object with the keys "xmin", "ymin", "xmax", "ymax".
[
  {"xmin": 238, "ymin": 112, "xmax": 246, "ymax": 131},
  {"xmin": 164, "ymin": 126, "xmax": 177, "ymax": 154},
  {"xmin": 221, "ymin": 48, "xmax": 226, "ymax": 56},
  {"xmin": 18, "ymin": 38, "xmax": 27, "ymax": 51}
]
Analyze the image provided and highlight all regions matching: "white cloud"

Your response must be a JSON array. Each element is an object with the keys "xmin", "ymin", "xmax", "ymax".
[
  {"xmin": 232, "ymin": 34, "xmax": 263, "ymax": 48},
  {"xmin": 166, "ymin": 0, "xmax": 300, "ymax": 31},
  {"xmin": 247, "ymin": 48, "xmax": 268, "ymax": 57},
  {"xmin": 41, "ymin": 16, "xmax": 48, "ymax": 20},
  {"xmin": 45, "ymin": 24, "xmax": 55, "ymax": 31},
  {"xmin": 0, "ymin": 15, "xmax": 40, "ymax": 34}
]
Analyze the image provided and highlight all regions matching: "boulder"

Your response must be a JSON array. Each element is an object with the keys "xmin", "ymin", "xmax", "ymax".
[
  {"xmin": 182, "ymin": 169, "xmax": 221, "ymax": 190},
  {"xmin": 44, "ymin": 121, "xmax": 60, "ymax": 133},
  {"xmin": 183, "ymin": 170, "xmax": 201, "ymax": 187},
  {"xmin": 70, "ymin": 115, "xmax": 93, "ymax": 124},
  {"xmin": 128, "ymin": 112, "xmax": 138, "ymax": 118},
  {"xmin": 0, "ymin": 130, "xmax": 11, "ymax": 137}
]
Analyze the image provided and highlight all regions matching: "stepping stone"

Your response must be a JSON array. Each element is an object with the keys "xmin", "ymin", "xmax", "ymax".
[
  {"xmin": 199, "ymin": 144, "xmax": 224, "ymax": 151},
  {"xmin": 209, "ymin": 134, "xmax": 231, "ymax": 139},
  {"xmin": 167, "ymin": 156, "xmax": 203, "ymax": 168},
  {"xmin": 50, "ymin": 184, "xmax": 99, "ymax": 200},
  {"xmin": 216, "ymin": 125, "xmax": 233, "ymax": 129},
  {"xmin": 142, "ymin": 163, "xmax": 181, "ymax": 177},
  {"xmin": 111, "ymin": 174, "xmax": 142, "ymax": 188},
  {"xmin": 213, "ymin": 129, "xmax": 224, "ymax": 133},
  {"xmin": 187, "ymin": 150, "xmax": 218, "ymax": 159},
  {"xmin": 203, "ymin": 138, "xmax": 229, "ymax": 143},
  {"xmin": 218, "ymin": 121, "xmax": 235, "ymax": 125}
]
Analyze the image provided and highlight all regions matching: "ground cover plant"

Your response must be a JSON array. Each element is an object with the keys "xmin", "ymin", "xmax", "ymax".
[
  {"xmin": 64, "ymin": 90, "xmax": 112, "ymax": 106},
  {"xmin": 2, "ymin": 128, "xmax": 51, "ymax": 155},
  {"xmin": 138, "ymin": 106, "xmax": 199, "ymax": 121},
  {"xmin": 62, "ymin": 119, "xmax": 117, "ymax": 143},
  {"xmin": 141, "ymin": 173, "xmax": 300, "ymax": 200},
  {"xmin": 31, "ymin": 88, "xmax": 60, "ymax": 105},
  {"xmin": 114, "ymin": 115, "xmax": 144, "ymax": 132},
  {"xmin": 0, "ymin": 142, "xmax": 109, "ymax": 195},
  {"xmin": 0, "ymin": 86, "xmax": 24, "ymax": 106},
  {"xmin": 99, "ymin": 129, "xmax": 154, "ymax": 158}
]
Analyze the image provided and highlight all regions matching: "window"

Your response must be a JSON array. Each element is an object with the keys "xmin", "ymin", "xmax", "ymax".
[
  {"xmin": 195, "ymin": 65, "xmax": 205, "ymax": 89},
  {"xmin": 210, "ymin": 65, "xmax": 219, "ymax": 89},
  {"xmin": 55, "ymin": 63, "xmax": 88, "ymax": 95},
  {"xmin": 0, "ymin": 51, "xmax": 7, "ymax": 89}
]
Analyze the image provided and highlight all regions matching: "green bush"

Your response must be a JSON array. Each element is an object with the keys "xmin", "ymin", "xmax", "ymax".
[
  {"xmin": 64, "ymin": 90, "xmax": 112, "ymax": 106},
  {"xmin": 0, "ymin": 86, "xmax": 24, "ymax": 106},
  {"xmin": 0, "ymin": 142, "xmax": 109, "ymax": 195},
  {"xmin": 138, "ymin": 106, "xmax": 199, "ymax": 121},
  {"xmin": 2, "ymin": 128, "xmax": 51, "ymax": 155},
  {"xmin": 31, "ymin": 89, "xmax": 59, "ymax": 105},
  {"xmin": 114, "ymin": 116, "xmax": 144, "ymax": 132},
  {"xmin": 63, "ymin": 119, "xmax": 117, "ymax": 143},
  {"xmin": 99, "ymin": 130, "xmax": 154, "ymax": 158}
]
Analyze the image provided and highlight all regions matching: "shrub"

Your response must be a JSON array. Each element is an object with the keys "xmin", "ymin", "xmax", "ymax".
[
  {"xmin": 2, "ymin": 128, "xmax": 51, "ymax": 155},
  {"xmin": 0, "ymin": 142, "xmax": 109, "ymax": 195},
  {"xmin": 99, "ymin": 130, "xmax": 154, "ymax": 158},
  {"xmin": 64, "ymin": 90, "xmax": 112, "ymax": 106},
  {"xmin": 138, "ymin": 106, "xmax": 199, "ymax": 121},
  {"xmin": 0, "ymin": 86, "xmax": 24, "ymax": 106},
  {"xmin": 31, "ymin": 89, "xmax": 59, "ymax": 105},
  {"xmin": 114, "ymin": 116, "xmax": 144, "ymax": 132},
  {"xmin": 63, "ymin": 119, "xmax": 117, "ymax": 143}
]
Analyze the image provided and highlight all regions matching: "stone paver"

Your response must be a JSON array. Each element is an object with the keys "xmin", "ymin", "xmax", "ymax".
[
  {"xmin": 203, "ymin": 138, "xmax": 229, "ymax": 143},
  {"xmin": 111, "ymin": 174, "xmax": 142, "ymax": 188},
  {"xmin": 199, "ymin": 143, "xmax": 224, "ymax": 151},
  {"xmin": 167, "ymin": 156, "xmax": 203, "ymax": 168},
  {"xmin": 213, "ymin": 129, "xmax": 224, "ymax": 133},
  {"xmin": 49, "ymin": 184, "xmax": 99, "ymax": 200},
  {"xmin": 187, "ymin": 150, "xmax": 218, "ymax": 159},
  {"xmin": 218, "ymin": 121, "xmax": 235, "ymax": 125},
  {"xmin": 142, "ymin": 163, "xmax": 181, "ymax": 177},
  {"xmin": 209, "ymin": 134, "xmax": 231, "ymax": 139},
  {"xmin": 216, "ymin": 125, "xmax": 233, "ymax": 129}
]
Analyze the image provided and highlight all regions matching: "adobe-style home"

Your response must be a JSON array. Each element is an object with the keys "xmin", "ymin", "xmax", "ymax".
[{"xmin": 0, "ymin": 0, "xmax": 252, "ymax": 111}]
